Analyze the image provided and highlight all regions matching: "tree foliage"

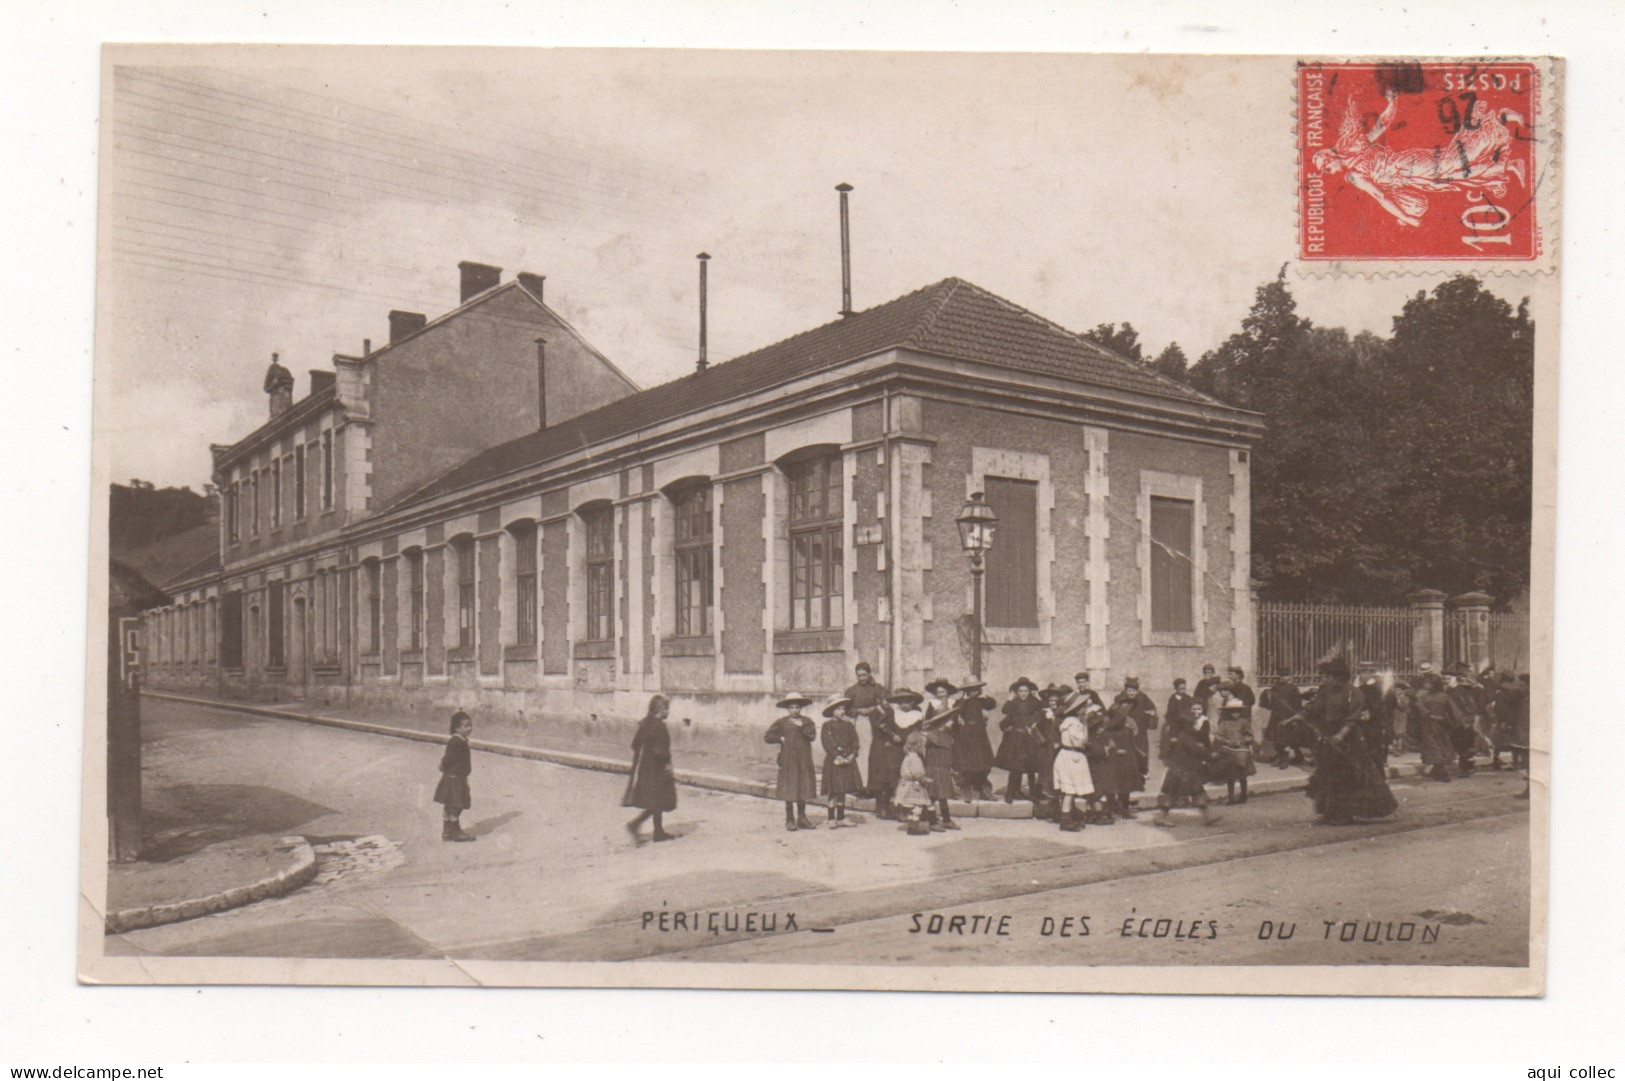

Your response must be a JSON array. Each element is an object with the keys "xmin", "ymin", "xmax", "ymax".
[
  {"xmin": 1182, "ymin": 272, "xmax": 1532, "ymax": 607},
  {"xmin": 110, "ymin": 481, "xmax": 212, "ymax": 551},
  {"xmin": 1082, "ymin": 321, "xmax": 1144, "ymax": 363}
]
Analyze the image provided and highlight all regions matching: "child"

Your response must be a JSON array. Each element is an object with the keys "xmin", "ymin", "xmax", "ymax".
[
  {"xmin": 996, "ymin": 678, "xmax": 1044, "ymax": 805},
  {"xmin": 1034, "ymin": 684, "xmax": 1069, "ymax": 822},
  {"xmin": 624, "ymin": 694, "xmax": 677, "ymax": 843},
  {"xmin": 1052, "ymin": 702, "xmax": 1095, "ymax": 832},
  {"xmin": 1215, "ymin": 685, "xmax": 1257, "ymax": 804},
  {"xmin": 1079, "ymin": 701, "xmax": 1114, "ymax": 824},
  {"xmin": 1153, "ymin": 701, "xmax": 1221, "ymax": 827},
  {"xmin": 1093, "ymin": 699, "xmax": 1141, "ymax": 819},
  {"xmin": 766, "ymin": 692, "xmax": 819, "ymax": 832},
  {"xmin": 951, "ymin": 678, "xmax": 997, "ymax": 801},
  {"xmin": 820, "ymin": 696, "xmax": 864, "ymax": 828},
  {"xmin": 894, "ymin": 729, "xmax": 933, "ymax": 836},
  {"xmin": 922, "ymin": 678, "xmax": 962, "ymax": 831},
  {"xmin": 434, "ymin": 710, "xmax": 477, "ymax": 842}
]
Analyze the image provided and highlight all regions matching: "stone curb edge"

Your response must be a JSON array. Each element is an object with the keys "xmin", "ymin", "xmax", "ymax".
[
  {"xmin": 105, "ymin": 835, "xmax": 317, "ymax": 935},
  {"xmin": 141, "ymin": 691, "xmax": 1426, "ymax": 818}
]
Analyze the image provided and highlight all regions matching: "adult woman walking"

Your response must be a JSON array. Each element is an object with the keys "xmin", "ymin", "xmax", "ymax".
[
  {"xmin": 624, "ymin": 694, "xmax": 678, "ymax": 843},
  {"xmin": 1413, "ymin": 673, "xmax": 1463, "ymax": 783},
  {"xmin": 1298, "ymin": 658, "xmax": 1398, "ymax": 824}
]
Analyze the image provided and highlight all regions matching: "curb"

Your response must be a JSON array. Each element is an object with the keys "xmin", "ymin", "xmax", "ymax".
[
  {"xmin": 141, "ymin": 691, "xmax": 1428, "ymax": 815},
  {"xmin": 105, "ymin": 835, "xmax": 317, "ymax": 935}
]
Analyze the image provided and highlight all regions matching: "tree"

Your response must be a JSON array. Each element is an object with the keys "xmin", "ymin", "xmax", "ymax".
[
  {"xmin": 1081, "ymin": 321, "xmax": 1143, "ymax": 363},
  {"xmin": 109, "ymin": 482, "xmax": 212, "ymax": 551},
  {"xmin": 1151, "ymin": 342, "xmax": 1188, "ymax": 381}
]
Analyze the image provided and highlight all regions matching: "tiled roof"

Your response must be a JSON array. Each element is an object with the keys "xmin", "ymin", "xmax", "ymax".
[{"xmin": 392, "ymin": 278, "xmax": 1231, "ymax": 510}]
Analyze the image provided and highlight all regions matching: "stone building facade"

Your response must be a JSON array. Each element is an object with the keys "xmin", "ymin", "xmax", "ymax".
[{"xmin": 145, "ymin": 269, "xmax": 1264, "ymax": 756}]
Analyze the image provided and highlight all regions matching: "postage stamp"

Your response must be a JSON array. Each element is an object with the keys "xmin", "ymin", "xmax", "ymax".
[{"xmin": 1299, "ymin": 60, "xmax": 1547, "ymax": 264}]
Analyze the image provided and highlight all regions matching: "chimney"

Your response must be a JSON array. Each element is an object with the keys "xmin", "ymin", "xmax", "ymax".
[
  {"xmin": 388, "ymin": 310, "xmax": 427, "ymax": 344},
  {"xmin": 696, "ymin": 252, "xmax": 710, "ymax": 374},
  {"xmin": 362, "ymin": 338, "xmax": 372, "ymax": 356},
  {"xmin": 836, "ymin": 182, "xmax": 854, "ymax": 318},
  {"xmin": 535, "ymin": 337, "xmax": 548, "ymax": 430},
  {"xmin": 517, "ymin": 272, "xmax": 547, "ymax": 302},
  {"xmin": 263, "ymin": 352, "xmax": 294, "ymax": 418},
  {"xmin": 458, "ymin": 260, "xmax": 502, "ymax": 303}
]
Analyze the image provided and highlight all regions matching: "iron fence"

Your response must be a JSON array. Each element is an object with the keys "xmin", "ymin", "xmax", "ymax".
[{"xmin": 1257, "ymin": 601, "xmax": 1417, "ymax": 685}]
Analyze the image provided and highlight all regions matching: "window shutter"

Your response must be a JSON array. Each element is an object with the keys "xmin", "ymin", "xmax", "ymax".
[
  {"xmin": 984, "ymin": 476, "xmax": 1038, "ymax": 628},
  {"xmin": 1149, "ymin": 496, "xmax": 1195, "ymax": 632}
]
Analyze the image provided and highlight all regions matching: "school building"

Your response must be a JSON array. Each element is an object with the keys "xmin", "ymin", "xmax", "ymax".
[{"xmin": 142, "ymin": 260, "xmax": 1265, "ymax": 753}]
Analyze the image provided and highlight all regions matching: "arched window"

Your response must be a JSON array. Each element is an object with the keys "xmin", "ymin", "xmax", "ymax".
[
  {"xmin": 451, "ymin": 535, "xmax": 476, "ymax": 651},
  {"xmin": 670, "ymin": 483, "xmax": 713, "ymax": 637},
  {"xmin": 403, "ymin": 548, "xmax": 425, "ymax": 651},
  {"xmin": 361, "ymin": 559, "xmax": 382, "ymax": 655},
  {"xmin": 508, "ymin": 521, "xmax": 539, "ymax": 646},
  {"xmin": 579, "ymin": 504, "xmax": 614, "ymax": 642},
  {"xmin": 783, "ymin": 451, "xmax": 844, "ymax": 631}
]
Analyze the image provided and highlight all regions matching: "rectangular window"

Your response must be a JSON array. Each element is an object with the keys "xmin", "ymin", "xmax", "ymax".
[
  {"xmin": 673, "ymin": 486, "xmax": 713, "ymax": 637},
  {"xmin": 267, "ymin": 581, "xmax": 285, "ymax": 669},
  {"xmin": 406, "ymin": 549, "xmax": 424, "ymax": 651},
  {"xmin": 294, "ymin": 444, "xmax": 307, "ymax": 519},
  {"xmin": 1149, "ymin": 495, "xmax": 1196, "ymax": 633},
  {"xmin": 984, "ymin": 476, "xmax": 1039, "ymax": 628},
  {"xmin": 455, "ymin": 537, "xmax": 476, "ymax": 650},
  {"xmin": 364, "ymin": 561, "xmax": 381, "ymax": 654},
  {"xmin": 584, "ymin": 508, "xmax": 614, "ymax": 642},
  {"xmin": 226, "ymin": 482, "xmax": 239, "ymax": 543},
  {"xmin": 786, "ymin": 456, "xmax": 843, "ymax": 631},
  {"xmin": 248, "ymin": 473, "xmax": 260, "ymax": 536},
  {"xmin": 321, "ymin": 431, "xmax": 334, "ymax": 510},
  {"xmin": 220, "ymin": 591, "xmax": 244, "ymax": 669},
  {"xmin": 271, "ymin": 459, "xmax": 282, "ymax": 527},
  {"xmin": 513, "ymin": 524, "xmax": 538, "ymax": 646}
]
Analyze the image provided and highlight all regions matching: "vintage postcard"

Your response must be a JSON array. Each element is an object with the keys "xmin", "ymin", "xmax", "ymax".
[{"xmin": 81, "ymin": 47, "xmax": 1557, "ymax": 995}]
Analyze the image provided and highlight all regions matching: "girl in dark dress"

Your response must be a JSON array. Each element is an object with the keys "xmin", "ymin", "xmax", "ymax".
[
  {"xmin": 820, "ymin": 696, "xmax": 864, "ymax": 828},
  {"xmin": 766, "ymin": 693, "xmax": 820, "ymax": 831},
  {"xmin": 434, "ymin": 710, "xmax": 477, "ymax": 842},
  {"xmin": 996, "ymin": 678, "xmax": 1044, "ymax": 804},
  {"xmin": 1152, "ymin": 701, "xmax": 1220, "ymax": 827},
  {"xmin": 922, "ymin": 679, "xmax": 962, "ymax": 831},
  {"xmin": 951, "ymin": 678, "xmax": 997, "ymax": 801},
  {"xmin": 1093, "ymin": 700, "xmax": 1142, "ymax": 819},
  {"xmin": 624, "ymin": 694, "xmax": 677, "ymax": 843},
  {"xmin": 1034, "ymin": 684, "xmax": 1068, "ymax": 821}
]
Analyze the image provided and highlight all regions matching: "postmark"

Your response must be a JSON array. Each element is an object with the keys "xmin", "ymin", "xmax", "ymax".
[{"xmin": 1299, "ymin": 60, "xmax": 1544, "ymax": 264}]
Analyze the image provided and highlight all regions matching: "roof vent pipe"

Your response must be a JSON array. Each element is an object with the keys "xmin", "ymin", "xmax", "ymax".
[
  {"xmin": 696, "ymin": 252, "xmax": 710, "ymax": 373},
  {"xmin": 837, "ymin": 182, "xmax": 854, "ymax": 318},
  {"xmin": 535, "ymin": 337, "xmax": 548, "ymax": 430}
]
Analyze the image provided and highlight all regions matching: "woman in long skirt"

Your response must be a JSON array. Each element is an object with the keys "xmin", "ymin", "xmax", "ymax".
[
  {"xmin": 951, "ymin": 678, "xmax": 997, "ymax": 800},
  {"xmin": 1413, "ymin": 673, "xmax": 1462, "ymax": 782},
  {"xmin": 1301, "ymin": 659, "xmax": 1398, "ymax": 824},
  {"xmin": 624, "ymin": 695, "xmax": 677, "ymax": 843},
  {"xmin": 1153, "ymin": 701, "xmax": 1220, "ymax": 827},
  {"xmin": 996, "ymin": 678, "xmax": 1044, "ymax": 804}
]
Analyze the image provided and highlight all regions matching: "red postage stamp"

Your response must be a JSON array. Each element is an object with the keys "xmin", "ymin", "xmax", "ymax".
[{"xmin": 1299, "ymin": 61, "xmax": 1542, "ymax": 262}]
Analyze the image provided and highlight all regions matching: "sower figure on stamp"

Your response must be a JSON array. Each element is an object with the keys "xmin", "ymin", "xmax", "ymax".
[
  {"xmin": 766, "ymin": 693, "xmax": 819, "ymax": 832},
  {"xmin": 1298, "ymin": 657, "xmax": 1398, "ymax": 825},
  {"xmin": 819, "ymin": 695, "xmax": 863, "ymax": 829},
  {"xmin": 951, "ymin": 678, "xmax": 997, "ymax": 801},
  {"xmin": 624, "ymin": 695, "xmax": 677, "ymax": 844},
  {"xmin": 434, "ymin": 710, "xmax": 477, "ymax": 843},
  {"xmin": 996, "ymin": 677, "xmax": 1045, "ymax": 805}
]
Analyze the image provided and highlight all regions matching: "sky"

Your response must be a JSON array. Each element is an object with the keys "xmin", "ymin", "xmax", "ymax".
[{"xmin": 101, "ymin": 48, "xmax": 1535, "ymax": 490}]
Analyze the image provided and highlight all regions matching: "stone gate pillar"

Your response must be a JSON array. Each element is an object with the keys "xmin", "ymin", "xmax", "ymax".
[
  {"xmin": 1408, "ymin": 589, "xmax": 1446, "ymax": 673},
  {"xmin": 1452, "ymin": 591, "xmax": 1494, "ymax": 673}
]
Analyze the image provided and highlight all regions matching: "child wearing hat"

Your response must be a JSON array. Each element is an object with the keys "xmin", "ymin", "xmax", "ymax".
[
  {"xmin": 951, "ymin": 678, "xmax": 997, "ymax": 801},
  {"xmin": 820, "ymin": 696, "xmax": 864, "ymax": 828},
  {"xmin": 1051, "ymin": 699, "xmax": 1095, "ymax": 832},
  {"xmin": 434, "ymin": 710, "xmax": 477, "ymax": 842},
  {"xmin": 1152, "ymin": 699, "xmax": 1221, "ymax": 827},
  {"xmin": 1034, "ymin": 684, "xmax": 1070, "ymax": 821},
  {"xmin": 894, "ymin": 728, "xmax": 933, "ymax": 836},
  {"xmin": 1092, "ymin": 697, "xmax": 1142, "ymax": 819},
  {"xmin": 996, "ymin": 678, "xmax": 1045, "ymax": 805},
  {"xmin": 922, "ymin": 678, "xmax": 962, "ymax": 830},
  {"xmin": 766, "ymin": 693, "xmax": 819, "ymax": 831}
]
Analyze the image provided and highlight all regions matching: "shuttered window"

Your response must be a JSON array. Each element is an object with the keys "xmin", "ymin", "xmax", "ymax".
[
  {"xmin": 1149, "ymin": 496, "xmax": 1195, "ymax": 632},
  {"xmin": 267, "ymin": 581, "xmax": 285, "ymax": 668},
  {"xmin": 453, "ymin": 536, "xmax": 476, "ymax": 650},
  {"xmin": 984, "ymin": 476, "xmax": 1039, "ymax": 628},
  {"xmin": 220, "ymin": 590, "xmax": 244, "ymax": 669},
  {"xmin": 583, "ymin": 507, "xmax": 614, "ymax": 642}
]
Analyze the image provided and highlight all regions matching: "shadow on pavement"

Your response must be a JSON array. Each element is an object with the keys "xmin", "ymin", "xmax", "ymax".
[
  {"xmin": 142, "ymin": 783, "xmax": 338, "ymax": 861},
  {"xmin": 470, "ymin": 809, "xmax": 525, "ymax": 836}
]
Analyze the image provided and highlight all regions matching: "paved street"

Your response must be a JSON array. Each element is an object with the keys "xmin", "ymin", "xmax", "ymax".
[{"xmin": 108, "ymin": 698, "xmax": 1530, "ymax": 967}]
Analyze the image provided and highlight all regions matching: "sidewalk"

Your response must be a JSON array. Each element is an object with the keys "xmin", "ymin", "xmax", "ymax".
[
  {"xmin": 142, "ymin": 689, "xmax": 1431, "ymax": 817},
  {"xmin": 105, "ymin": 833, "xmax": 315, "ymax": 933}
]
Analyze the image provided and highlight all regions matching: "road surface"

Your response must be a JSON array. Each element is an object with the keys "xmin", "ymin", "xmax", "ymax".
[{"xmin": 106, "ymin": 698, "xmax": 1531, "ymax": 968}]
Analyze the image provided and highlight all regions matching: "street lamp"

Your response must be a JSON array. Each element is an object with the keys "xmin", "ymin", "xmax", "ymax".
[{"xmin": 955, "ymin": 491, "xmax": 998, "ymax": 680}]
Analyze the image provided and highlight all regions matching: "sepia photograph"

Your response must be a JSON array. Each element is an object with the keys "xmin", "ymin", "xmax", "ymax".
[{"xmin": 80, "ymin": 46, "xmax": 1555, "ymax": 995}]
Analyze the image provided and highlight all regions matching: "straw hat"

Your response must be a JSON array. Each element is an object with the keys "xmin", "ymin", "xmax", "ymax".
[
  {"xmin": 822, "ymin": 695, "xmax": 854, "ymax": 718},
  {"xmin": 776, "ymin": 692, "xmax": 813, "ymax": 710}
]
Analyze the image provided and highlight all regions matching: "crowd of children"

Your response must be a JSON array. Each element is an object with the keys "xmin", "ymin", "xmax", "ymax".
[{"xmin": 429, "ymin": 657, "xmax": 1530, "ymax": 844}]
